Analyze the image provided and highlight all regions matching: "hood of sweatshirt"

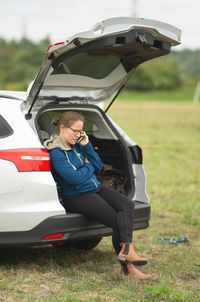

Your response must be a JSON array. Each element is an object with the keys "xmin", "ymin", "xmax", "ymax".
[{"xmin": 44, "ymin": 134, "xmax": 72, "ymax": 151}]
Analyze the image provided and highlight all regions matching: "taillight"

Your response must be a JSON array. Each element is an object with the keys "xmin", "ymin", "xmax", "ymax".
[{"xmin": 0, "ymin": 148, "xmax": 50, "ymax": 172}]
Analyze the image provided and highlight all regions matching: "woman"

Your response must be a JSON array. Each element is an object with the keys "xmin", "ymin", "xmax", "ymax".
[{"xmin": 44, "ymin": 111, "xmax": 151, "ymax": 280}]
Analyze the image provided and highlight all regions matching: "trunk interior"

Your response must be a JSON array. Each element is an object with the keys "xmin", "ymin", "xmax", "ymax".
[{"xmin": 35, "ymin": 104, "xmax": 134, "ymax": 199}]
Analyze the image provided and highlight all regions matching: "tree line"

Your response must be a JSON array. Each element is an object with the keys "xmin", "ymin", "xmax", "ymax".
[{"xmin": 0, "ymin": 36, "xmax": 199, "ymax": 91}]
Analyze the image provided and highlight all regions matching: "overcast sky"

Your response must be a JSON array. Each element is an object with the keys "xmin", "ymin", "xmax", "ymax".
[{"xmin": 0, "ymin": 0, "xmax": 199, "ymax": 50}]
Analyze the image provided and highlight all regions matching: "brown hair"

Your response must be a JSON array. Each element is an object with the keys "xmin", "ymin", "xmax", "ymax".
[{"xmin": 52, "ymin": 111, "xmax": 84, "ymax": 132}]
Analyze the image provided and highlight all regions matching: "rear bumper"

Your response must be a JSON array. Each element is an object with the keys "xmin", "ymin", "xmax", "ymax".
[{"xmin": 0, "ymin": 202, "xmax": 150, "ymax": 246}]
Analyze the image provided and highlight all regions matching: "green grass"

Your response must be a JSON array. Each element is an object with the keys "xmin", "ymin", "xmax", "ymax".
[
  {"xmin": 117, "ymin": 87, "xmax": 196, "ymax": 103},
  {"xmin": 0, "ymin": 99, "xmax": 200, "ymax": 301}
]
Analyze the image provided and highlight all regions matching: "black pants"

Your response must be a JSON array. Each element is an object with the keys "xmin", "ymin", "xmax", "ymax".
[{"xmin": 62, "ymin": 186, "xmax": 134, "ymax": 255}]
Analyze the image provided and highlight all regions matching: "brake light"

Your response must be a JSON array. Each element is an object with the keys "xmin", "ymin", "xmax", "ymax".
[
  {"xmin": 42, "ymin": 233, "xmax": 64, "ymax": 241},
  {"xmin": 46, "ymin": 41, "xmax": 65, "ymax": 53},
  {"xmin": 0, "ymin": 148, "xmax": 50, "ymax": 172}
]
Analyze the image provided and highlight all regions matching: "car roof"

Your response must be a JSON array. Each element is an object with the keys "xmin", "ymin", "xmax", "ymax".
[{"xmin": 0, "ymin": 90, "xmax": 26, "ymax": 101}]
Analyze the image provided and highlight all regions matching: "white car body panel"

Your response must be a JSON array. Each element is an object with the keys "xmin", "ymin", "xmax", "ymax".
[
  {"xmin": 0, "ymin": 90, "xmax": 26, "ymax": 100},
  {"xmin": 132, "ymin": 164, "xmax": 149, "ymax": 203},
  {"xmin": 0, "ymin": 170, "xmax": 65, "ymax": 231},
  {"xmin": 0, "ymin": 98, "xmax": 65, "ymax": 231},
  {"xmin": 54, "ymin": 17, "xmax": 181, "ymax": 49},
  {"xmin": 0, "ymin": 160, "xmax": 24, "ymax": 195},
  {"xmin": 47, "ymin": 17, "xmax": 180, "ymax": 57}
]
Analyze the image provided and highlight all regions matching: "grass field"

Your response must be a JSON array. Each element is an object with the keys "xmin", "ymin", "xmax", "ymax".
[
  {"xmin": 0, "ymin": 99, "xmax": 200, "ymax": 302},
  {"xmin": 118, "ymin": 87, "xmax": 196, "ymax": 103}
]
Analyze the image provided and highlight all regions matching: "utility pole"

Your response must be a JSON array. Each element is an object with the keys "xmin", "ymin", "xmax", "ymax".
[
  {"xmin": 21, "ymin": 15, "xmax": 27, "ymax": 39},
  {"xmin": 131, "ymin": 0, "xmax": 138, "ymax": 17}
]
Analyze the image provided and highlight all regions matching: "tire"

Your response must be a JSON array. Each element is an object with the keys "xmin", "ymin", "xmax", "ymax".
[
  {"xmin": 52, "ymin": 241, "xmax": 72, "ymax": 249},
  {"xmin": 72, "ymin": 237, "xmax": 102, "ymax": 250},
  {"xmin": 53, "ymin": 237, "xmax": 102, "ymax": 251}
]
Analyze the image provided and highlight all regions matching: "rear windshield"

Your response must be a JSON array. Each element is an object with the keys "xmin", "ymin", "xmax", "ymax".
[
  {"xmin": 0, "ymin": 115, "xmax": 13, "ymax": 138},
  {"xmin": 51, "ymin": 52, "xmax": 120, "ymax": 79}
]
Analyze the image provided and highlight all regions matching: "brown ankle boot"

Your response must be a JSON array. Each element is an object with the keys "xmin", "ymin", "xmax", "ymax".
[
  {"xmin": 117, "ymin": 243, "xmax": 147, "ymax": 266},
  {"xmin": 127, "ymin": 263, "xmax": 151, "ymax": 280}
]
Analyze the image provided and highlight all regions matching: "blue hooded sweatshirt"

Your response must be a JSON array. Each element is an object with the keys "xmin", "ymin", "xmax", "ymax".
[{"xmin": 44, "ymin": 134, "xmax": 102, "ymax": 197}]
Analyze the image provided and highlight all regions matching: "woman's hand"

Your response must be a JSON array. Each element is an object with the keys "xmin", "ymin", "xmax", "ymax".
[{"xmin": 79, "ymin": 132, "xmax": 89, "ymax": 145}]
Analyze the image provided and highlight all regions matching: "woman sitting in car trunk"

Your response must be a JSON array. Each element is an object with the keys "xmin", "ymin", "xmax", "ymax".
[{"xmin": 44, "ymin": 111, "xmax": 151, "ymax": 280}]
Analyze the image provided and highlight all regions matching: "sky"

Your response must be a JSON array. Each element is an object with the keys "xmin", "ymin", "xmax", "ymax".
[{"xmin": 0, "ymin": 0, "xmax": 199, "ymax": 50}]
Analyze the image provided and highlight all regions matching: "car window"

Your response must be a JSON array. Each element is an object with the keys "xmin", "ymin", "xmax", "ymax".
[
  {"xmin": 51, "ymin": 52, "xmax": 120, "ymax": 79},
  {"xmin": 0, "ymin": 115, "xmax": 13, "ymax": 138},
  {"xmin": 84, "ymin": 119, "xmax": 99, "ymax": 133}
]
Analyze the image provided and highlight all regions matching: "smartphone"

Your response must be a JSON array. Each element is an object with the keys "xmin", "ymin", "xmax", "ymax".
[
  {"xmin": 76, "ymin": 136, "xmax": 84, "ymax": 143},
  {"xmin": 76, "ymin": 131, "xmax": 86, "ymax": 143}
]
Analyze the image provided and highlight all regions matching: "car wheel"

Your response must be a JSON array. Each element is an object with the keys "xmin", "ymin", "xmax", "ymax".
[
  {"xmin": 52, "ymin": 241, "xmax": 72, "ymax": 249},
  {"xmin": 53, "ymin": 237, "xmax": 102, "ymax": 251},
  {"xmin": 72, "ymin": 237, "xmax": 102, "ymax": 250}
]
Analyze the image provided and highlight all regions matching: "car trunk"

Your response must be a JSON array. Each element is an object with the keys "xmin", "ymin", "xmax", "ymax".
[
  {"xmin": 23, "ymin": 17, "xmax": 181, "ymax": 119},
  {"xmin": 35, "ymin": 103, "xmax": 135, "ymax": 199}
]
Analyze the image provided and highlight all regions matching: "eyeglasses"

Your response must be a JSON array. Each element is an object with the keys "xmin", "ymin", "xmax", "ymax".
[{"xmin": 68, "ymin": 127, "xmax": 84, "ymax": 136}]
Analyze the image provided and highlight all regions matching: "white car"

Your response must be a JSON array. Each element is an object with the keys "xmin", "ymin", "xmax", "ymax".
[{"xmin": 0, "ymin": 17, "xmax": 181, "ymax": 249}]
